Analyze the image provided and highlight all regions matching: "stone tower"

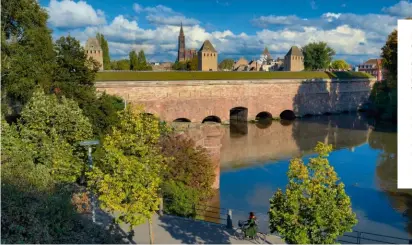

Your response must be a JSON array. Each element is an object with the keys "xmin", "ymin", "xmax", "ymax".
[
  {"xmin": 284, "ymin": 46, "xmax": 304, "ymax": 71},
  {"xmin": 178, "ymin": 22, "xmax": 185, "ymax": 62},
  {"xmin": 85, "ymin": 37, "xmax": 103, "ymax": 70},
  {"xmin": 198, "ymin": 40, "xmax": 218, "ymax": 71}
]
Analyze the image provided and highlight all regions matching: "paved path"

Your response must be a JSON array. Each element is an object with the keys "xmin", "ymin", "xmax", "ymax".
[{"xmin": 111, "ymin": 214, "xmax": 284, "ymax": 244}]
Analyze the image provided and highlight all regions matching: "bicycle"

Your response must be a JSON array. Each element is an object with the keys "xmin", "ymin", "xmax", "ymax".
[{"xmin": 234, "ymin": 220, "xmax": 266, "ymax": 244}]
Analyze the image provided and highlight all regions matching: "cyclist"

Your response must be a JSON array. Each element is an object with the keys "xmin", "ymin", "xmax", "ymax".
[{"xmin": 238, "ymin": 212, "xmax": 258, "ymax": 238}]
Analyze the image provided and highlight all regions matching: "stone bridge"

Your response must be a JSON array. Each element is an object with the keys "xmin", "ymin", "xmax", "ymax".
[{"xmin": 95, "ymin": 78, "xmax": 376, "ymax": 123}]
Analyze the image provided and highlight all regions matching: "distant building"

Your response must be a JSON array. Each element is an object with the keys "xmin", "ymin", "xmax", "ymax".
[
  {"xmin": 85, "ymin": 37, "xmax": 103, "ymax": 70},
  {"xmin": 284, "ymin": 46, "xmax": 304, "ymax": 71},
  {"xmin": 358, "ymin": 58, "xmax": 384, "ymax": 81},
  {"xmin": 152, "ymin": 62, "xmax": 173, "ymax": 71},
  {"xmin": 177, "ymin": 23, "xmax": 197, "ymax": 62},
  {"xmin": 233, "ymin": 57, "xmax": 249, "ymax": 71},
  {"xmin": 248, "ymin": 60, "xmax": 261, "ymax": 71},
  {"xmin": 198, "ymin": 40, "xmax": 218, "ymax": 71}
]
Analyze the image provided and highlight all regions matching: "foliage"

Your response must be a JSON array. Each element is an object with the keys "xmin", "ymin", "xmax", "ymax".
[
  {"xmin": 268, "ymin": 142, "xmax": 357, "ymax": 244},
  {"xmin": 381, "ymin": 29, "xmax": 397, "ymax": 88},
  {"xmin": 2, "ymin": 89, "xmax": 93, "ymax": 183},
  {"xmin": 137, "ymin": 49, "xmax": 152, "ymax": 70},
  {"xmin": 159, "ymin": 135, "xmax": 216, "ymax": 201},
  {"xmin": 1, "ymin": 175, "xmax": 126, "ymax": 244},
  {"xmin": 219, "ymin": 58, "xmax": 235, "ymax": 70},
  {"xmin": 89, "ymin": 106, "xmax": 166, "ymax": 230},
  {"xmin": 129, "ymin": 50, "xmax": 138, "ymax": 70},
  {"xmin": 1, "ymin": 0, "xmax": 55, "ymax": 112},
  {"xmin": 172, "ymin": 61, "xmax": 189, "ymax": 70},
  {"xmin": 369, "ymin": 80, "xmax": 397, "ymax": 122},
  {"xmin": 162, "ymin": 180, "xmax": 199, "ymax": 218},
  {"xmin": 188, "ymin": 55, "xmax": 199, "ymax": 71},
  {"xmin": 331, "ymin": 59, "xmax": 350, "ymax": 70},
  {"xmin": 111, "ymin": 59, "xmax": 130, "ymax": 70},
  {"xmin": 96, "ymin": 33, "xmax": 111, "ymax": 70},
  {"xmin": 302, "ymin": 42, "xmax": 336, "ymax": 70},
  {"xmin": 96, "ymin": 71, "xmax": 372, "ymax": 81}
]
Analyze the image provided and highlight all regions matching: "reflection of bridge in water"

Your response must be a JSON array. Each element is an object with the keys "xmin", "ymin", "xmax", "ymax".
[{"xmin": 173, "ymin": 113, "xmax": 375, "ymax": 224}]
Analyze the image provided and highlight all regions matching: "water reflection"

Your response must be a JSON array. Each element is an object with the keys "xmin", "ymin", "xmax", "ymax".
[{"xmin": 220, "ymin": 113, "xmax": 411, "ymax": 238}]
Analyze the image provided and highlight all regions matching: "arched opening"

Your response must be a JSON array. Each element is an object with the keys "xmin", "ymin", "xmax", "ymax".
[
  {"xmin": 303, "ymin": 114, "xmax": 313, "ymax": 118},
  {"xmin": 230, "ymin": 107, "xmax": 248, "ymax": 122},
  {"xmin": 255, "ymin": 111, "xmax": 273, "ymax": 120},
  {"xmin": 280, "ymin": 119, "xmax": 293, "ymax": 126},
  {"xmin": 202, "ymin": 115, "xmax": 221, "ymax": 123},
  {"xmin": 173, "ymin": 118, "xmax": 191, "ymax": 122},
  {"xmin": 280, "ymin": 110, "xmax": 296, "ymax": 120},
  {"xmin": 323, "ymin": 112, "xmax": 333, "ymax": 116},
  {"xmin": 256, "ymin": 119, "xmax": 272, "ymax": 129}
]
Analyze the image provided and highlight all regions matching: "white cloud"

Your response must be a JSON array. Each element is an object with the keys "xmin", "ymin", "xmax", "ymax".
[
  {"xmin": 47, "ymin": 0, "xmax": 106, "ymax": 28},
  {"xmin": 146, "ymin": 15, "xmax": 200, "ymax": 26},
  {"xmin": 132, "ymin": 3, "xmax": 200, "ymax": 26},
  {"xmin": 382, "ymin": 0, "xmax": 412, "ymax": 17},
  {"xmin": 133, "ymin": 3, "xmax": 143, "ymax": 13},
  {"xmin": 251, "ymin": 15, "xmax": 301, "ymax": 27}
]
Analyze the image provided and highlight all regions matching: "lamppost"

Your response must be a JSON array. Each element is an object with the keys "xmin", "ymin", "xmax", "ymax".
[{"xmin": 79, "ymin": 139, "xmax": 100, "ymax": 223}]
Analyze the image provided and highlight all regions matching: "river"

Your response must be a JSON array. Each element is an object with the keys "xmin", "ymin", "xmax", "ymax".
[{"xmin": 215, "ymin": 113, "xmax": 412, "ymax": 239}]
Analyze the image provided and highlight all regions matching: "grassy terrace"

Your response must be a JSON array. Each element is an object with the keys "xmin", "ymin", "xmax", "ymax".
[{"xmin": 95, "ymin": 71, "xmax": 373, "ymax": 81}]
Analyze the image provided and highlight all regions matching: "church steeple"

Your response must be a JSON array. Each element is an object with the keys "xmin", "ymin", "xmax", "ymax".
[
  {"xmin": 179, "ymin": 22, "xmax": 184, "ymax": 36},
  {"xmin": 177, "ymin": 22, "xmax": 186, "ymax": 62}
]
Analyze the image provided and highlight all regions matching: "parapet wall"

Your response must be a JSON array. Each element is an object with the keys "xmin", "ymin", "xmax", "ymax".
[{"xmin": 96, "ymin": 78, "xmax": 376, "ymax": 122}]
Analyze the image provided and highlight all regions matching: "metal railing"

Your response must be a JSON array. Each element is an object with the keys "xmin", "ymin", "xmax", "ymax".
[{"xmin": 160, "ymin": 197, "xmax": 411, "ymax": 244}]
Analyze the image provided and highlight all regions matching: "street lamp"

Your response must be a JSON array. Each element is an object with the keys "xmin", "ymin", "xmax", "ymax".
[{"xmin": 79, "ymin": 139, "xmax": 100, "ymax": 223}]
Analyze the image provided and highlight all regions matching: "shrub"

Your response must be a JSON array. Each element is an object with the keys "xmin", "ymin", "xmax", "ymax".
[{"xmin": 162, "ymin": 180, "xmax": 199, "ymax": 218}]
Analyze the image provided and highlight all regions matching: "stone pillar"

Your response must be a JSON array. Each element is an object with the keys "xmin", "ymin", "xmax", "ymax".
[{"xmin": 202, "ymin": 123, "xmax": 224, "ymax": 189}]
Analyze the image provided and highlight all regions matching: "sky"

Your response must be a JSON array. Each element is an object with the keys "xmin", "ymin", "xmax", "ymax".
[{"xmin": 39, "ymin": 0, "xmax": 412, "ymax": 65}]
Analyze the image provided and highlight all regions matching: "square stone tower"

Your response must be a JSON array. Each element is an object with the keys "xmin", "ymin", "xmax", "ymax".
[
  {"xmin": 284, "ymin": 46, "xmax": 304, "ymax": 71},
  {"xmin": 198, "ymin": 40, "xmax": 218, "ymax": 71},
  {"xmin": 85, "ymin": 37, "xmax": 104, "ymax": 70}
]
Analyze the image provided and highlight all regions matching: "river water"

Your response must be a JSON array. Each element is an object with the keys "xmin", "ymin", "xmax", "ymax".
[{"xmin": 217, "ymin": 113, "xmax": 412, "ymax": 239}]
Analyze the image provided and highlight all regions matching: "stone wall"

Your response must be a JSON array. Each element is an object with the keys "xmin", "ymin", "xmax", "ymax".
[{"xmin": 96, "ymin": 78, "xmax": 376, "ymax": 123}]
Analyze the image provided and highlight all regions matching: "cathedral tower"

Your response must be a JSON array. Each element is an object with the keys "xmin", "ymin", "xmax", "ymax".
[{"xmin": 178, "ymin": 22, "xmax": 185, "ymax": 62}]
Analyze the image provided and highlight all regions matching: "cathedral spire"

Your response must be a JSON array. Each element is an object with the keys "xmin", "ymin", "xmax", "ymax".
[{"xmin": 179, "ymin": 22, "xmax": 184, "ymax": 36}]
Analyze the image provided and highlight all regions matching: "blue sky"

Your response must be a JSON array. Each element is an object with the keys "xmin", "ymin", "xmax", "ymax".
[{"xmin": 39, "ymin": 0, "xmax": 412, "ymax": 64}]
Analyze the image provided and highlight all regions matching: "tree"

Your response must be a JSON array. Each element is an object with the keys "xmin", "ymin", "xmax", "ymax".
[
  {"xmin": 89, "ymin": 106, "xmax": 167, "ymax": 243},
  {"xmin": 137, "ymin": 50, "xmax": 147, "ymax": 70},
  {"xmin": 159, "ymin": 135, "xmax": 216, "ymax": 201},
  {"xmin": 381, "ymin": 29, "xmax": 397, "ymax": 88},
  {"xmin": 129, "ymin": 50, "xmax": 138, "ymax": 70},
  {"xmin": 4, "ymin": 89, "xmax": 94, "ymax": 183},
  {"xmin": 331, "ymin": 59, "xmax": 350, "ymax": 70},
  {"xmin": 188, "ymin": 55, "xmax": 198, "ymax": 71},
  {"xmin": 96, "ymin": 33, "xmax": 111, "ymax": 70},
  {"xmin": 1, "ymin": 0, "xmax": 55, "ymax": 115},
  {"xmin": 172, "ymin": 61, "xmax": 189, "ymax": 70},
  {"xmin": 111, "ymin": 59, "xmax": 130, "ymax": 70},
  {"xmin": 268, "ymin": 142, "xmax": 357, "ymax": 244},
  {"xmin": 302, "ymin": 42, "xmax": 336, "ymax": 70},
  {"xmin": 218, "ymin": 59, "xmax": 235, "ymax": 70}
]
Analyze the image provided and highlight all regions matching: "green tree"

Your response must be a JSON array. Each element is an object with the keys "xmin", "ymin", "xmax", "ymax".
[
  {"xmin": 302, "ymin": 42, "xmax": 336, "ymax": 70},
  {"xmin": 5, "ymin": 89, "xmax": 93, "ymax": 182},
  {"xmin": 172, "ymin": 61, "xmax": 188, "ymax": 70},
  {"xmin": 218, "ymin": 58, "xmax": 235, "ymax": 70},
  {"xmin": 129, "ymin": 50, "xmax": 138, "ymax": 70},
  {"xmin": 96, "ymin": 33, "xmax": 111, "ymax": 70},
  {"xmin": 89, "ymin": 106, "xmax": 167, "ymax": 243},
  {"xmin": 381, "ymin": 29, "xmax": 397, "ymax": 88},
  {"xmin": 1, "ymin": 0, "xmax": 55, "ymax": 115},
  {"xmin": 111, "ymin": 59, "xmax": 130, "ymax": 70},
  {"xmin": 137, "ymin": 50, "xmax": 147, "ymax": 70},
  {"xmin": 331, "ymin": 59, "xmax": 350, "ymax": 70},
  {"xmin": 159, "ymin": 135, "xmax": 216, "ymax": 201},
  {"xmin": 188, "ymin": 55, "xmax": 198, "ymax": 71},
  {"xmin": 268, "ymin": 142, "xmax": 357, "ymax": 244}
]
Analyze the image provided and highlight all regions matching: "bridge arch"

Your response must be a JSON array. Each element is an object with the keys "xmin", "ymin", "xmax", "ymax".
[
  {"xmin": 230, "ymin": 107, "xmax": 248, "ymax": 122},
  {"xmin": 279, "ymin": 110, "xmax": 296, "ymax": 120},
  {"xmin": 173, "ymin": 118, "xmax": 191, "ymax": 122},
  {"xmin": 256, "ymin": 111, "xmax": 273, "ymax": 120},
  {"xmin": 202, "ymin": 115, "xmax": 222, "ymax": 123}
]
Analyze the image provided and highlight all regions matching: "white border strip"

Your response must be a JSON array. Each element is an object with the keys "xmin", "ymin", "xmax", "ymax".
[{"xmin": 398, "ymin": 19, "xmax": 412, "ymax": 189}]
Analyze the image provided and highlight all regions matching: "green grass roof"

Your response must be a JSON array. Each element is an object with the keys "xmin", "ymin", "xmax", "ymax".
[{"xmin": 95, "ymin": 71, "xmax": 373, "ymax": 81}]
